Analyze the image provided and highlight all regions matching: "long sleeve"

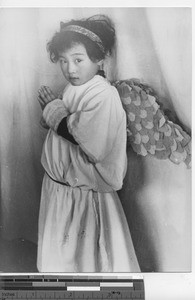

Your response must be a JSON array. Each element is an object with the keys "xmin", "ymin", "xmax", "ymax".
[
  {"xmin": 57, "ymin": 117, "xmax": 78, "ymax": 145},
  {"xmin": 42, "ymin": 99, "xmax": 69, "ymax": 131}
]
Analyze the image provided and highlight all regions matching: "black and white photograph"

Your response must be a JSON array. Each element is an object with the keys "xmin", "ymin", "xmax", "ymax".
[{"xmin": 0, "ymin": 3, "xmax": 192, "ymax": 281}]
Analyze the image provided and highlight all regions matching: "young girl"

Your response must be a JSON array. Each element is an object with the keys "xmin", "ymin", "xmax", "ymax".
[{"xmin": 37, "ymin": 15, "xmax": 140, "ymax": 272}]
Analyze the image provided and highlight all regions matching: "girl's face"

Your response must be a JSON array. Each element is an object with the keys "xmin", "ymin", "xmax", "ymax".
[{"xmin": 58, "ymin": 43, "xmax": 101, "ymax": 86}]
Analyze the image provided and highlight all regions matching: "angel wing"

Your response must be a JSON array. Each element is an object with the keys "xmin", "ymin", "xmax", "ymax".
[{"xmin": 113, "ymin": 79, "xmax": 191, "ymax": 168}]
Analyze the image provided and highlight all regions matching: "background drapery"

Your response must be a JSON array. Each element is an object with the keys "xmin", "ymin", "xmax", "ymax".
[{"xmin": 0, "ymin": 7, "xmax": 191, "ymax": 272}]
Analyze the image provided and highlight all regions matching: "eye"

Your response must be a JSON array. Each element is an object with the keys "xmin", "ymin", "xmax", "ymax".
[
  {"xmin": 75, "ymin": 59, "xmax": 82, "ymax": 63},
  {"xmin": 59, "ymin": 58, "xmax": 67, "ymax": 64}
]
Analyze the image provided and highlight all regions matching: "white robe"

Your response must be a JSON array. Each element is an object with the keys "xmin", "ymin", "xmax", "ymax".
[{"xmin": 37, "ymin": 75, "xmax": 140, "ymax": 272}]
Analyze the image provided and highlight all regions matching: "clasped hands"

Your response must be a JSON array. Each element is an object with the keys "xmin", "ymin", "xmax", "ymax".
[{"xmin": 38, "ymin": 85, "xmax": 59, "ymax": 110}]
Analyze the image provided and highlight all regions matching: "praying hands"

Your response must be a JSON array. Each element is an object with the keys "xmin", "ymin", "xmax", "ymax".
[{"xmin": 38, "ymin": 86, "xmax": 57, "ymax": 110}]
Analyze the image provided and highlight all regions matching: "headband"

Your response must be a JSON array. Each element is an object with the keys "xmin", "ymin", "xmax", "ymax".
[{"xmin": 61, "ymin": 25, "xmax": 105, "ymax": 54}]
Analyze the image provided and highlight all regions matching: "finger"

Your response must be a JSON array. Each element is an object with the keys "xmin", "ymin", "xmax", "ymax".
[
  {"xmin": 39, "ymin": 88, "xmax": 51, "ymax": 102},
  {"xmin": 38, "ymin": 90, "xmax": 44, "ymax": 98},
  {"xmin": 41, "ymin": 86, "xmax": 54, "ymax": 101},
  {"xmin": 45, "ymin": 86, "xmax": 53, "ymax": 94},
  {"xmin": 40, "ymin": 86, "xmax": 48, "ymax": 96},
  {"xmin": 37, "ymin": 95, "xmax": 45, "ymax": 105},
  {"xmin": 38, "ymin": 100, "xmax": 43, "ymax": 108},
  {"xmin": 37, "ymin": 94, "xmax": 42, "ymax": 100},
  {"xmin": 38, "ymin": 89, "xmax": 45, "ymax": 98},
  {"xmin": 45, "ymin": 87, "xmax": 56, "ymax": 100},
  {"xmin": 44, "ymin": 86, "xmax": 54, "ymax": 96}
]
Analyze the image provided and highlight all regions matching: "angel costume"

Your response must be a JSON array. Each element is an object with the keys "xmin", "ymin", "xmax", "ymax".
[{"xmin": 37, "ymin": 75, "xmax": 140, "ymax": 272}]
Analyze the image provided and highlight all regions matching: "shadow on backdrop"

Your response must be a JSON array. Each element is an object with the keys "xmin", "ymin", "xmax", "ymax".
[{"xmin": 118, "ymin": 146, "xmax": 160, "ymax": 272}]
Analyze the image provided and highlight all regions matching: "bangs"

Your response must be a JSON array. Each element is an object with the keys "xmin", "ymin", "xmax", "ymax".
[
  {"xmin": 56, "ymin": 32, "xmax": 81, "ymax": 52},
  {"xmin": 47, "ymin": 31, "xmax": 104, "ymax": 63}
]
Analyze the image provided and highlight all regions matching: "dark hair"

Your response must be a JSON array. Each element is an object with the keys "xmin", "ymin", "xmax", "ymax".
[{"xmin": 47, "ymin": 15, "xmax": 115, "ymax": 63}]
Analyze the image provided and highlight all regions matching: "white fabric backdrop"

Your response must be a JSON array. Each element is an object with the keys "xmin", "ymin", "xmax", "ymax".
[{"xmin": 0, "ymin": 7, "xmax": 191, "ymax": 271}]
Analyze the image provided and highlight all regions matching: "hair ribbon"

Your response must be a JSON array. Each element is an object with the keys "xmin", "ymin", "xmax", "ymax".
[{"xmin": 61, "ymin": 25, "xmax": 105, "ymax": 54}]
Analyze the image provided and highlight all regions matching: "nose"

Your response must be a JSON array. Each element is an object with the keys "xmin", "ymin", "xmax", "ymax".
[{"xmin": 67, "ymin": 62, "xmax": 76, "ymax": 75}]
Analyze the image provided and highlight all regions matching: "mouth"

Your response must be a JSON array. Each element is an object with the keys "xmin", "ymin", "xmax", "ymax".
[
  {"xmin": 69, "ymin": 77, "xmax": 79, "ymax": 80},
  {"xmin": 68, "ymin": 77, "xmax": 80, "ymax": 85}
]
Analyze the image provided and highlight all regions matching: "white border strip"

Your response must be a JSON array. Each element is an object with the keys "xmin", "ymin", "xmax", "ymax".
[{"xmin": 0, "ymin": 0, "xmax": 194, "ymax": 8}]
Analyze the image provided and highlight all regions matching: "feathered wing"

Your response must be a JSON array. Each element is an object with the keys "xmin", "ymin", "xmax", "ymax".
[{"xmin": 113, "ymin": 79, "xmax": 191, "ymax": 168}]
